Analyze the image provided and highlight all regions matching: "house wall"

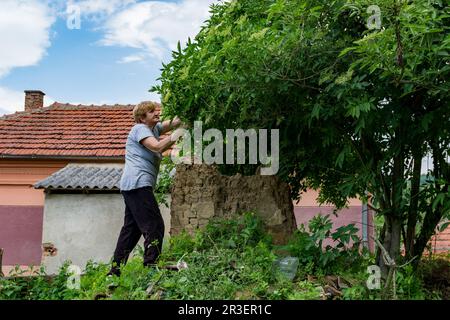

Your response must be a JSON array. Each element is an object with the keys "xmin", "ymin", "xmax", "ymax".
[
  {"xmin": 293, "ymin": 189, "xmax": 375, "ymax": 252},
  {"xmin": 0, "ymin": 159, "xmax": 124, "ymax": 275},
  {"xmin": 293, "ymin": 206, "xmax": 375, "ymax": 252},
  {"xmin": 294, "ymin": 189, "xmax": 450, "ymax": 254},
  {"xmin": 293, "ymin": 189, "xmax": 362, "ymax": 207},
  {"xmin": 41, "ymin": 193, "xmax": 171, "ymax": 275},
  {"xmin": 0, "ymin": 160, "xmax": 68, "ymax": 270},
  {"xmin": 429, "ymin": 224, "xmax": 450, "ymax": 253}
]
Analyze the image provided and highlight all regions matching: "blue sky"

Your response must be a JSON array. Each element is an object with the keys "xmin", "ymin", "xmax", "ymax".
[{"xmin": 0, "ymin": 0, "xmax": 218, "ymax": 115}]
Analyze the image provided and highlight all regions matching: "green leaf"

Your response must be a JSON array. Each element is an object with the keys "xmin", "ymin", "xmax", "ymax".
[
  {"xmin": 311, "ymin": 104, "xmax": 321, "ymax": 120},
  {"xmin": 339, "ymin": 46, "xmax": 357, "ymax": 57},
  {"xmin": 335, "ymin": 149, "xmax": 346, "ymax": 168},
  {"xmin": 438, "ymin": 221, "xmax": 450, "ymax": 232},
  {"xmin": 432, "ymin": 193, "xmax": 445, "ymax": 211}
]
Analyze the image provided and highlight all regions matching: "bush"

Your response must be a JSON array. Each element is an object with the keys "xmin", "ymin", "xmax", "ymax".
[
  {"xmin": 196, "ymin": 212, "xmax": 273, "ymax": 251},
  {"xmin": 286, "ymin": 214, "xmax": 370, "ymax": 276},
  {"xmin": 0, "ymin": 262, "xmax": 81, "ymax": 300}
]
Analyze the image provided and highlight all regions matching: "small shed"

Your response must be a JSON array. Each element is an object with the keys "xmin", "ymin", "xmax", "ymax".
[{"xmin": 34, "ymin": 163, "xmax": 171, "ymax": 274}]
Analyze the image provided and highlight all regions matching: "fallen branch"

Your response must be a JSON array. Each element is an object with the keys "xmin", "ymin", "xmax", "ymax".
[
  {"xmin": 371, "ymin": 236, "xmax": 418, "ymax": 300},
  {"xmin": 146, "ymin": 255, "xmax": 188, "ymax": 297},
  {"xmin": 323, "ymin": 285, "xmax": 342, "ymax": 299},
  {"xmin": 372, "ymin": 236, "xmax": 397, "ymax": 299},
  {"xmin": 146, "ymin": 271, "xmax": 164, "ymax": 296}
]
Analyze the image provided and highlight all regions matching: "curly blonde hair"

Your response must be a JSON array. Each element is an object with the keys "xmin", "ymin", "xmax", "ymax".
[{"xmin": 133, "ymin": 101, "xmax": 158, "ymax": 123}]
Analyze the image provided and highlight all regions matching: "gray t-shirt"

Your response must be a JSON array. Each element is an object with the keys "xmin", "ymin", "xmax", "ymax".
[{"xmin": 120, "ymin": 123, "xmax": 163, "ymax": 191}]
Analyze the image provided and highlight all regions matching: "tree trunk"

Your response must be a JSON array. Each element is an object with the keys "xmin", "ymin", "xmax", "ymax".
[
  {"xmin": 379, "ymin": 216, "xmax": 402, "ymax": 278},
  {"xmin": 375, "ymin": 221, "xmax": 386, "ymax": 268},
  {"xmin": 378, "ymin": 139, "xmax": 403, "ymax": 278},
  {"xmin": 405, "ymin": 152, "xmax": 422, "ymax": 259},
  {"xmin": 413, "ymin": 207, "xmax": 444, "ymax": 268}
]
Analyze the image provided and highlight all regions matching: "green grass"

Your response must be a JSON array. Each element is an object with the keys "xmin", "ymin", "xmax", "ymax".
[{"xmin": 0, "ymin": 213, "xmax": 445, "ymax": 300}]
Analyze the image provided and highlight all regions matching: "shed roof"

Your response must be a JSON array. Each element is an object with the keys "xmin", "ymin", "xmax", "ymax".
[{"xmin": 34, "ymin": 163, "xmax": 124, "ymax": 191}]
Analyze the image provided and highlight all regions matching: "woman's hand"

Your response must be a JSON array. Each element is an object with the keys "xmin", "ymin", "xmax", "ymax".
[
  {"xmin": 170, "ymin": 116, "xmax": 182, "ymax": 129},
  {"xmin": 161, "ymin": 116, "xmax": 183, "ymax": 134}
]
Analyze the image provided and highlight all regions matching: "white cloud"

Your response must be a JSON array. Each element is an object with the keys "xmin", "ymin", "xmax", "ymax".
[
  {"xmin": 0, "ymin": 0, "xmax": 55, "ymax": 78},
  {"xmin": 0, "ymin": 87, "xmax": 54, "ymax": 116},
  {"xmin": 62, "ymin": 0, "xmax": 137, "ymax": 23},
  {"xmin": 67, "ymin": 0, "xmax": 136, "ymax": 16},
  {"xmin": 0, "ymin": 1, "xmax": 55, "ymax": 115},
  {"xmin": 0, "ymin": 87, "xmax": 23, "ymax": 115},
  {"xmin": 100, "ymin": 0, "xmax": 217, "ymax": 61},
  {"xmin": 118, "ymin": 54, "xmax": 146, "ymax": 64}
]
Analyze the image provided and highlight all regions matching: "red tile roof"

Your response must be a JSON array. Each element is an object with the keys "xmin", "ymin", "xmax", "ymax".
[{"xmin": 0, "ymin": 102, "xmax": 167, "ymax": 159}]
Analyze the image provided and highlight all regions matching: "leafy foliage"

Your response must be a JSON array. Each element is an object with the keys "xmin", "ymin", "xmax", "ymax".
[
  {"xmin": 194, "ymin": 212, "xmax": 273, "ymax": 251},
  {"xmin": 154, "ymin": 157, "xmax": 175, "ymax": 206},
  {"xmin": 286, "ymin": 214, "xmax": 368, "ymax": 275},
  {"xmin": 153, "ymin": 0, "xmax": 450, "ymax": 269},
  {"xmin": 0, "ymin": 263, "xmax": 80, "ymax": 300}
]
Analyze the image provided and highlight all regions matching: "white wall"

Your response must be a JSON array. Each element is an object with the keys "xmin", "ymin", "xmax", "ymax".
[{"xmin": 41, "ymin": 193, "xmax": 171, "ymax": 275}]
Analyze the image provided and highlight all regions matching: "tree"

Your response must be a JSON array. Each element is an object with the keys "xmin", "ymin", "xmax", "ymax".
[{"xmin": 153, "ymin": 0, "xmax": 450, "ymax": 276}]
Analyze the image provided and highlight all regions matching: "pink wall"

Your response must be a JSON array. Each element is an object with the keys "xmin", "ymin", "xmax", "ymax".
[
  {"xmin": 294, "ymin": 206, "xmax": 375, "ymax": 252},
  {"xmin": 0, "ymin": 160, "xmax": 68, "ymax": 268},
  {"xmin": 294, "ymin": 189, "xmax": 362, "ymax": 207},
  {"xmin": 0, "ymin": 205, "xmax": 44, "ymax": 265},
  {"xmin": 429, "ymin": 225, "xmax": 450, "ymax": 253},
  {"xmin": 0, "ymin": 159, "xmax": 121, "ymax": 268}
]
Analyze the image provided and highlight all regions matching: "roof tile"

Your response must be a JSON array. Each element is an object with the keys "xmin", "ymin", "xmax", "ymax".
[{"xmin": 0, "ymin": 102, "xmax": 169, "ymax": 158}]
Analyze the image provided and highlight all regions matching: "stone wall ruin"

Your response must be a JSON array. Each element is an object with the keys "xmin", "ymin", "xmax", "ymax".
[{"xmin": 170, "ymin": 164, "xmax": 297, "ymax": 244}]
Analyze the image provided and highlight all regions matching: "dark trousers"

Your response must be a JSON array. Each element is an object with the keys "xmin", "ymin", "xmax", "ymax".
[{"xmin": 111, "ymin": 187, "xmax": 165, "ymax": 272}]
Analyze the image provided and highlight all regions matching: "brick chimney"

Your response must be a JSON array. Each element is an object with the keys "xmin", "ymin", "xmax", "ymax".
[{"xmin": 24, "ymin": 90, "xmax": 45, "ymax": 111}]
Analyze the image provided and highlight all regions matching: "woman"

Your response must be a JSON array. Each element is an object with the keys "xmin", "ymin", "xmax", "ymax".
[{"xmin": 108, "ymin": 101, "xmax": 182, "ymax": 276}]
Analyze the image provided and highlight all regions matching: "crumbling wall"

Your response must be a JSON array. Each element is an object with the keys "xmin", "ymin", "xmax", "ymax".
[{"xmin": 170, "ymin": 164, "xmax": 296, "ymax": 244}]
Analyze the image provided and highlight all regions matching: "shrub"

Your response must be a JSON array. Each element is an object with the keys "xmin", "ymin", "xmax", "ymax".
[
  {"xmin": 195, "ymin": 212, "xmax": 273, "ymax": 251},
  {"xmin": 286, "ymin": 214, "xmax": 370, "ymax": 276},
  {"xmin": 0, "ymin": 262, "xmax": 81, "ymax": 300}
]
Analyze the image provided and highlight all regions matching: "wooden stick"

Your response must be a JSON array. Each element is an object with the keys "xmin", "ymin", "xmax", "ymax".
[{"xmin": 371, "ymin": 236, "xmax": 397, "ymax": 299}]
